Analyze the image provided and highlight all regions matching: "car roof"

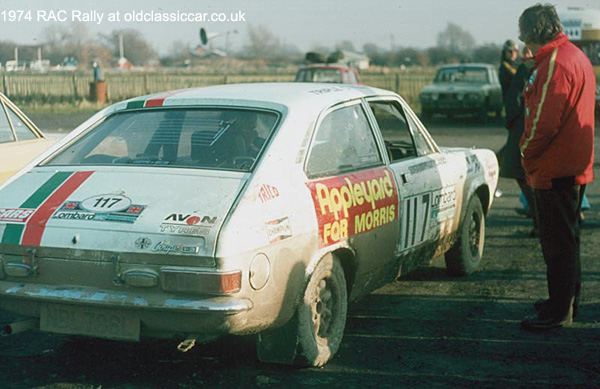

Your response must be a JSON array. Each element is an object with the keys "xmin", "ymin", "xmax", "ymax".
[
  {"xmin": 438, "ymin": 63, "xmax": 495, "ymax": 69},
  {"xmin": 107, "ymin": 83, "xmax": 391, "ymax": 115}
]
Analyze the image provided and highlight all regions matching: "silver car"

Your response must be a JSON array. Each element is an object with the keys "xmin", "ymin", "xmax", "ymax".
[
  {"xmin": 419, "ymin": 63, "xmax": 503, "ymax": 121},
  {"xmin": 0, "ymin": 83, "xmax": 498, "ymax": 366}
]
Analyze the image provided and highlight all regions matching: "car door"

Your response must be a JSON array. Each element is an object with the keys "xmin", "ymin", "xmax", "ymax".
[
  {"xmin": 304, "ymin": 101, "xmax": 400, "ymax": 297},
  {"xmin": 365, "ymin": 97, "xmax": 461, "ymax": 272}
]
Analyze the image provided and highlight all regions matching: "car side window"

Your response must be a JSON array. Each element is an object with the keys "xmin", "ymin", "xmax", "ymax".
[
  {"xmin": 7, "ymin": 107, "xmax": 36, "ymax": 141},
  {"xmin": 306, "ymin": 104, "xmax": 382, "ymax": 177},
  {"xmin": 368, "ymin": 101, "xmax": 417, "ymax": 162},
  {"xmin": 404, "ymin": 110, "xmax": 435, "ymax": 156},
  {"xmin": 0, "ymin": 103, "xmax": 15, "ymax": 144}
]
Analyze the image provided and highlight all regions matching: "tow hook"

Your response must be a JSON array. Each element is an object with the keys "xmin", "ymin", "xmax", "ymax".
[
  {"xmin": 177, "ymin": 333, "xmax": 199, "ymax": 352},
  {"xmin": 2, "ymin": 318, "xmax": 38, "ymax": 336}
]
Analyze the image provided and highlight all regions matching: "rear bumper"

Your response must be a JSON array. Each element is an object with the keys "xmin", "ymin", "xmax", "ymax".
[{"xmin": 0, "ymin": 280, "xmax": 254, "ymax": 339}]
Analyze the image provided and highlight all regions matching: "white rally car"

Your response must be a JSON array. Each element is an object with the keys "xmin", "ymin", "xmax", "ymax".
[{"xmin": 0, "ymin": 83, "xmax": 498, "ymax": 366}]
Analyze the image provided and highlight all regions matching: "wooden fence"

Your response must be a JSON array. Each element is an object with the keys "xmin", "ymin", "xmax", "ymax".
[{"xmin": 0, "ymin": 70, "xmax": 436, "ymax": 111}]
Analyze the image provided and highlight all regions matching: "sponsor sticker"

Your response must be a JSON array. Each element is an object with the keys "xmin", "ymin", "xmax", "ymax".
[
  {"xmin": 52, "ymin": 200, "xmax": 145, "ymax": 224},
  {"xmin": 265, "ymin": 217, "xmax": 292, "ymax": 243},
  {"xmin": 160, "ymin": 213, "xmax": 217, "ymax": 236},
  {"xmin": 0, "ymin": 208, "xmax": 36, "ymax": 223},
  {"xmin": 257, "ymin": 184, "xmax": 280, "ymax": 204},
  {"xmin": 306, "ymin": 167, "xmax": 399, "ymax": 248}
]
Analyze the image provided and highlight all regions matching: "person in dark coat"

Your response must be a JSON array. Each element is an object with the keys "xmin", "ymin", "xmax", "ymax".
[
  {"xmin": 499, "ymin": 40, "xmax": 519, "ymax": 102},
  {"xmin": 501, "ymin": 47, "xmax": 536, "ymax": 235}
]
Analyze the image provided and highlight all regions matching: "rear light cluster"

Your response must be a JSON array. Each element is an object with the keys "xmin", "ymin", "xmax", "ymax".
[{"xmin": 161, "ymin": 268, "xmax": 242, "ymax": 295}]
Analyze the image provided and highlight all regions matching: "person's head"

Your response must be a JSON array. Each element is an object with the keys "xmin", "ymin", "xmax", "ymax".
[
  {"xmin": 502, "ymin": 40, "xmax": 519, "ymax": 62},
  {"xmin": 518, "ymin": 4, "xmax": 563, "ymax": 51}
]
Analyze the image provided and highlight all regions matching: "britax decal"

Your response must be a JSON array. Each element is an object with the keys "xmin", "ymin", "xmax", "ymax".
[
  {"xmin": 0, "ymin": 208, "xmax": 36, "ymax": 224},
  {"xmin": 306, "ymin": 167, "xmax": 399, "ymax": 247},
  {"xmin": 159, "ymin": 213, "xmax": 217, "ymax": 236}
]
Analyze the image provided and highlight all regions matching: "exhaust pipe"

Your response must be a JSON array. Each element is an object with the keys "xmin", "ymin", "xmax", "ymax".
[{"xmin": 2, "ymin": 318, "xmax": 38, "ymax": 336}]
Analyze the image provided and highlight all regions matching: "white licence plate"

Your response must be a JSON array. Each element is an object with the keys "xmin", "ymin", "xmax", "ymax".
[{"xmin": 40, "ymin": 304, "xmax": 140, "ymax": 341}]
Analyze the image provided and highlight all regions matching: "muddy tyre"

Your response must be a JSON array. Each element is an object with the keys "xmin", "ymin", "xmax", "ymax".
[
  {"xmin": 296, "ymin": 253, "xmax": 347, "ymax": 367},
  {"xmin": 445, "ymin": 196, "xmax": 485, "ymax": 276}
]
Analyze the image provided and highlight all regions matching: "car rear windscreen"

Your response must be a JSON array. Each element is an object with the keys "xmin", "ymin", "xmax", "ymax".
[{"xmin": 45, "ymin": 108, "xmax": 279, "ymax": 172}]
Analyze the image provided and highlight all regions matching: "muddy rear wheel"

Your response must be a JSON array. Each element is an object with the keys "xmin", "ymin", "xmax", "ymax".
[
  {"xmin": 445, "ymin": 196, "xmax": 485, "ymax": 276},
  {"xmin": 296, "ymin": 253, "xmax": 347, "ymax": 367}
]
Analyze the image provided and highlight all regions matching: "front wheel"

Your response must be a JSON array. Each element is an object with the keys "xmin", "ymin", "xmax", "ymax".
[
  {"xmin": 445, "ymin": 196, "xmax": 485, "ymax": 276},
  {"xmin": 296, "ymin": 253, "xmax": 347, "ymax": 367}
]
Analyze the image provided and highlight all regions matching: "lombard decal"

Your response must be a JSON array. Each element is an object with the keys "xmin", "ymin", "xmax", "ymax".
[
  {"xmin": 430, "ymin": 188, "xmax": 457, "ymax": 225},
  {"xmin": 265, "ymin": 217, "xmax": 292, "ymax": 244},
  {"xmin": 0, "ymin": 208, "xmax": 36, "ymax": 224},
  {"xmin": 306, "ymin": 167, "xmax": 398, "ymax": 248},
  {"xmin": 159, "ymin": 213, "xmax": 217, "ymax": 236},
  {"xmin": 52, "ymin": 201, "xmax": 145, "ymax": 224},
  {"xmin": 258, "ymin": 184, "xmax": 280, "ymax": 203}
]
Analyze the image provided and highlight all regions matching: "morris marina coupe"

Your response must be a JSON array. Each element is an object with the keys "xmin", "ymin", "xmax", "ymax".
[{"xmin": 0, "ymin": 83, "xmax": 498, "ymax": 366}]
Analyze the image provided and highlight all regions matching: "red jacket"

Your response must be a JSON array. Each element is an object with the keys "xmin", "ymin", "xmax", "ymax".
[{"xmin": 519, "ymin": 33, "xmax": 595, "ymax": 189}]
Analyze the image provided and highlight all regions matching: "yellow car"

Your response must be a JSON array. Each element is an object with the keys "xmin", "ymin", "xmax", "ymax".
[{"xmin": 0, "ymin": 93, "xmax": 54, "ymax": 185}]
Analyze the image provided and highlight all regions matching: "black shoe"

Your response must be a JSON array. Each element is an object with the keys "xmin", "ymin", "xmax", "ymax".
[
  {"xmin": 534, "ymin": 299, "xmax": 578, "ymax": 318},
  {"xmin": 521, "ymin": 311, "xmax": 572, "ymax": 331}
]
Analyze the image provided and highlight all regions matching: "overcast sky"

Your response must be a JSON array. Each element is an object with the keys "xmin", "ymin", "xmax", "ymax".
[{"xmin": 0, "ymin": 0, "xmax": 597, "ymax": 54}]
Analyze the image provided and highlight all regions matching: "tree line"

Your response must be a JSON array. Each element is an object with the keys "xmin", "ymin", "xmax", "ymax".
[{"xmin": 0, "ymin": 22, "xmax": 502, "ymax": 69}]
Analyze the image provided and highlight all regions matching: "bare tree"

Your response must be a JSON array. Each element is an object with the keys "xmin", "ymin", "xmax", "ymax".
[
  {"xmin": 100, "ymin": 29, "xmax": 157, "ymax": 66},
  {"xmin": 40, "ymin": 23, "xmax": 112, "ymax": 67},
  {"xmin": 245, "ymin": 25, "xmax": 281, "ymax": 61},
  {"xmin": 436, "ymin": 23, "xmax": 476, "ymax": 58}
]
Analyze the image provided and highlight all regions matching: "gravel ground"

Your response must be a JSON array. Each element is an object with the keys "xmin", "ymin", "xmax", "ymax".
[{"xmin": 1, "ymin": 116, "xmax": 598, "ymax": 388}]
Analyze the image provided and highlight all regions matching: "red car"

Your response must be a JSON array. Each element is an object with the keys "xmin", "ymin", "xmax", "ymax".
[{"xmin": 295, "ymin": 65, "xmax": 361, "ymax": 85}]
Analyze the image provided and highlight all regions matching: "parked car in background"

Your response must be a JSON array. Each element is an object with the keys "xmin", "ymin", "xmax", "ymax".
[
  {"xmin": 0, "ymin": 93, "xmax": 55, "ymax": 185},
  {"xmin": 419, "ymin": 63, "xmax": 503, "ymax": 121},
  {"xmin": 0, "ymin": 83, "xmax": 498, "ymax": 367},
  {"xmin": 295, "ymin": 64, "xmax": 361, "ymax": 85}
]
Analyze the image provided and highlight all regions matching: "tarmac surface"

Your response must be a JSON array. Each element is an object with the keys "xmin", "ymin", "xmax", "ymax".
[{"xmin": 1, "ymin": 115, "xmax": 599, "ymax": 388}]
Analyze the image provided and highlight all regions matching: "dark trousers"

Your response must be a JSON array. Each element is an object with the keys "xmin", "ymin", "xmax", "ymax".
[
  {"xmin": 534, "ymin": 183, "xmax": 585, "ymax": 318},
  {"xmin": 517, "ymin": 178, "xmax": 537, "ymax": 228}
]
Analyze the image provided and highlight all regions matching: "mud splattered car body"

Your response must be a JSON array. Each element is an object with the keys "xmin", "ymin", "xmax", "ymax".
[{"xmin": 0, "ymin": 83, "xmax": 498, "ymax": 366}]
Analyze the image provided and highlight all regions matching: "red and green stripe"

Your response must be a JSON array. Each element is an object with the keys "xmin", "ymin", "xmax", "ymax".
[
  {"xmin": 1, "ymin": 171, "xmax": 93, "ymax": 246},
  {"xmin": 125, "ymin": 89, "xmax": 192, "ymax": 110}
]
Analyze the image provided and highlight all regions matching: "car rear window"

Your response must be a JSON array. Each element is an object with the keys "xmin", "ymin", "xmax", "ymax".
[
  {"xmin": 434, "ymin": 67, "xmax": 489, "ymax": 84},
  {"xmin": 45, "ymin": 108, "xmax": 279, "ymax": 172}
]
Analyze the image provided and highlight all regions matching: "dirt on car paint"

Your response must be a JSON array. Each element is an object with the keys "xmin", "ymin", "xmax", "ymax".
[{"xmin": 0, "ymin": 117, "xmax": 598, "ymax": 388}]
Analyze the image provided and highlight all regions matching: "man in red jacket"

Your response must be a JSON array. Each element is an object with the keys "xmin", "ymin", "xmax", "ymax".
[{"xmin": 518, "ymin": 4, "xmax": 596, "ymax": 331}]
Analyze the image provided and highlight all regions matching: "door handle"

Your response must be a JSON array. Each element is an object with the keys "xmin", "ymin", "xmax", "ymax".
[{"xmin": 400, "ymin": 172, "xmax": 410, "ymax": 185}]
